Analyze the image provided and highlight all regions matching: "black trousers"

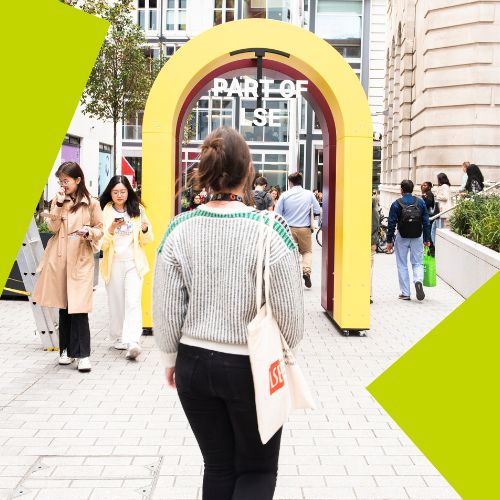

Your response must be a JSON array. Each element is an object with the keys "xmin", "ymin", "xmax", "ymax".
[
  {"xmin": 59, "ymin": 309, "xmax": 91, "ymax": 358},
  {"xmin": 176, "ymin": 344, "xmax": 282, "ymax": 500}
]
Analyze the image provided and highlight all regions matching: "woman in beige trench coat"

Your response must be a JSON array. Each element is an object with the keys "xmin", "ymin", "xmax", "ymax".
[{"xmin": 32, "ymin": 162, "xmax": 103, "ymax": 372}]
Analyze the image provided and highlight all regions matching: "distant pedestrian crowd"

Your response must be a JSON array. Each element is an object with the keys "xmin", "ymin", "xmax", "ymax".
[{"xmin": 372, "ymin": 161, "xmax": 485, "ymax": 303}]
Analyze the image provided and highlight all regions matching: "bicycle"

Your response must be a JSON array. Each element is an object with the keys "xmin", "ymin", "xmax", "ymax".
[
  {"xmin": 315, "ymin": 220, "xmax": 322, "ymax": 247},
  {"xmin": 376, "ymin": 208, "xmax": 389, "ymax": 253}
]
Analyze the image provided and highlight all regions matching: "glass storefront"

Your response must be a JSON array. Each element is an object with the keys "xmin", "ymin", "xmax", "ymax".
[{"xmin": 252, "ymin": 152, "xmax": 288, "ymax": 192}]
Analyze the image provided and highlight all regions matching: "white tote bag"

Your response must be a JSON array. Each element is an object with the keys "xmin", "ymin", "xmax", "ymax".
[{"xmin": 248, "ymin": 212, "xmax": 316, "ymax": 445}]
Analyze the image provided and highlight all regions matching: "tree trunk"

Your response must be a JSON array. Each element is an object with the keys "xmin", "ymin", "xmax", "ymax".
[{"xmin": 113, "ymin": 119, "xmax": 117, "ymax": 176}]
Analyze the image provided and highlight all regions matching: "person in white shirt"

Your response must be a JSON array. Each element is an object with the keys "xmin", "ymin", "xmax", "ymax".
[
  {"xmin": 459, "ymin": 161, "xmax": 470, "ymax": 193},
  {"xmin": 274, "ymin": 172, "xmax": 321, "ymax": 288},
  {"xmin": 99, "ymin": 176, "xmax": 154, "ymax": 360}
]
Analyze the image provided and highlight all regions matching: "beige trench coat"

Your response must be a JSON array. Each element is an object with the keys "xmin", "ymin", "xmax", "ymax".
[{"xmin": 32, "ymin": 196, "xmax": 104, "ymax": 314}]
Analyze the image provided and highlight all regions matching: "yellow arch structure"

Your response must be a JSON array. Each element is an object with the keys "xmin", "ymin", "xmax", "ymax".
[{"xmin": 142, "ymin": 19, "xmax": 372, "ymax": 331}]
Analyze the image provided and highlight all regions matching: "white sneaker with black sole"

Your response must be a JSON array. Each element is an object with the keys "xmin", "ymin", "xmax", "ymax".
[
  {"xmin": 126, "ymin": 343, "xmax": 142, "ymax": 360},
  {"xmin": 77, "ymin": 357, "xmax": 91, "ymax": 372},
  {"xmin": 58, "ymin": 349, "xmax": 74, "ymax": 365}
]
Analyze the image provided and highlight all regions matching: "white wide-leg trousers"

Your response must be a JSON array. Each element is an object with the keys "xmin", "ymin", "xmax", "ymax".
[{"xmin": 106, "ymin": 259, "xmax": 143, "ymax": 345}]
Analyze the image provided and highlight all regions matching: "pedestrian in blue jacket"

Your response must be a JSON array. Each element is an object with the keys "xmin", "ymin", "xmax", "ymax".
[{"xmin": 386, "ymin": 180, "xmax": 431, "ymax": 301}]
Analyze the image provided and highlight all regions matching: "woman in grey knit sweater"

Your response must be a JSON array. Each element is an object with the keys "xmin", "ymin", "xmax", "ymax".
[{"xmin": 153, "ymin": 127, "xmax": 304, "ymax": 500}]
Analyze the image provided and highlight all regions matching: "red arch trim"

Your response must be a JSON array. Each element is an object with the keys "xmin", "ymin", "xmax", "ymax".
[{"xmin": 174, "ymin": 58, "xmax": 336, "ymax": 313}]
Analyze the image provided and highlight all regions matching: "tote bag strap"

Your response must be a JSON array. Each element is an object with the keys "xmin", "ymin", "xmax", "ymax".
[
  {"xmin": 254, "ymin": 211, "xmax": 274, "ymax": 315},
  {"xmin": 264, "ymin": 212, "xmax": 275, "ymax": 315},
  {"xmin": 255, "ymin": 211, "xmax": 266, "ymax": 310}
]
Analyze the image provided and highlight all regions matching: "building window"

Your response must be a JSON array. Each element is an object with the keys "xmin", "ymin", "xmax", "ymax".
[
  {"xmin": 137, "ymin": 0, "xmax": 158, "ymax": 31},
  {"xmin": 240, "ymin": 98, "xmax": 289, "ymax": 143},
  {"xmin": 61, "ymin": 135, "xmax": 81, "ymax": 165},
  {"xmin": 164, "ymin": 44, "xmax": 178, "ymax": 60},
  {"xmin": 63, "ymin": 134, "xmax": 81, "ymax": 147},
  {"xmin": 98, "ymin": 144, "xmax": 113, "ymax": 196},
  {"xmin": 299, "ymin": 96, "xmax": 307, "ymax": 132},
  {"xmin": 214, "ymin": 0, "xmax": 236, "ymax": 25},
  {"xmin": 314, "ymin": 111, "xmax": 321, "ymax": 130},
  {"xmin": 303, "ymin": 0, "xmax": 309, "ymax": 28},
  {"xmin": 242, "ymin": 0, "xmax": 290, "ymax": 22},
  {"xmin": 252, "ymin": 152, "xmax": 288, "ymax": 192},
  {"xmin": 123, "ymin": 112, "xmax": 143, "ymax": 141},
  {"xmin": 316, "ymin": 0, "xmax": 362, "ymax": 43},
  {"xmin": 181, "ymin": 150, "xmax": 200, "ymax": 187},
  {"xmin": 165, "ymin": 0, "xmax": 187, "ymax": 31},
  {"xmin": 192, "ymin": 96, "xmax": 234, "ymax": 141},
  {"xmin": 298, "ymin": 143, "xmax": 305, "ymax": 174},
  {"xmin": 315, "ymin": 148, "xmax": 323, "ymax": 191},
  {"xmin": 333, "ymin": 44, "xmax": 361, "ymax": 58}
]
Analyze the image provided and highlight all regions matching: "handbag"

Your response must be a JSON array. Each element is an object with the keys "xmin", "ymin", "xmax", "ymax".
[
  {"xmin": 423, "ymin": 246, "xmax": 437, "ymax": 287},
  {"xmin": 247, "ymin": 211, "xmax": 316, "ymax": 445},
  {"xmin": 428, "ymin": 201, "xmax": 440, "ymax": 218}
]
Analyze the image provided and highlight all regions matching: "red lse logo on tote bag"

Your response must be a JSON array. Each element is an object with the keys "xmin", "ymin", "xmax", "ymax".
[{"xmin": 269, "ymin": 360, "xmax": 285, "ymax": 395}]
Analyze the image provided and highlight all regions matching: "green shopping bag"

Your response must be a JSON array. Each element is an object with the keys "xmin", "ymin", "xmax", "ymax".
[{"xmin": 423, "ymin": 246, "xmax": 436, "ymax": 287}]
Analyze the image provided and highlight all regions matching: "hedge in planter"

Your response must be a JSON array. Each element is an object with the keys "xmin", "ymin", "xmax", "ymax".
[{"xmin": 450, "ymin": 194, "xmax": 500, "ymax": 253}]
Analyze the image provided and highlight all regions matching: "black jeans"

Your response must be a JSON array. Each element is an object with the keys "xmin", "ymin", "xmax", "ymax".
[
  {"xmin": 176, "ymin": 344, "xmax": 282, "ymax": 500},
  {"xmin": 59, "ymin": 309, "xmax": 91, "ymax": 358}
]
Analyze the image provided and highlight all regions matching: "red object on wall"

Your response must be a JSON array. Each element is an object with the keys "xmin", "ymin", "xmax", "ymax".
[{"xmin": 121, "ymin": 157, "xmax": 136, "ymax": 186}]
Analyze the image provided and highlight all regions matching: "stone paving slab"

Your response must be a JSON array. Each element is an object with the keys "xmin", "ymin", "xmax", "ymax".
[{"xmin": 0, "ymin": 244, "xmax": 464, "ymax": 499}]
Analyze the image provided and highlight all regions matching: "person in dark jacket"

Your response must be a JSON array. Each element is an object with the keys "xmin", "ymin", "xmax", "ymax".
[
  {"xmin": 420, "ymin": 182, "xmax": 435, "ymax": 214},
  {"xmin": 465, "ymin": 164, "xmax": 484, "ymax": 194},
  {"xmin": 371, "ymin": 196, "xmax": 380, "ymax": 304},
  {"xmin": 421, "ymin": 181, "xmax": 436, "ymax": 256},
  {"xmin": 253, "ymin": 176, "xmax": 273, "ymax": 211},
  {"xmin": 387, "ymin": 180, "xmax": 431, "ymax": 301}
]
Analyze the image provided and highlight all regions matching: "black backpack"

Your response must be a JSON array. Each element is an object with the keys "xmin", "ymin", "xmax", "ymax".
[
  {"xmin": 253, "ymin": 190, "xmax": 271, "ymax": 211},
  {"xmin": 397, "ymin": 197, "xmax": 422, "ymax": 238}
]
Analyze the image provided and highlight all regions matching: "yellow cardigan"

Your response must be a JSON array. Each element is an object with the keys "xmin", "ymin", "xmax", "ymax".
[{"xmin": 100, "ymin": 202, "xmax": 154, "ymax": 284}]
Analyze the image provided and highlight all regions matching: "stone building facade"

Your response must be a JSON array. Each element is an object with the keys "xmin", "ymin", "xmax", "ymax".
[{"xmin": 380, "ymin": 0, "xmax": 500, "ymax": 209}]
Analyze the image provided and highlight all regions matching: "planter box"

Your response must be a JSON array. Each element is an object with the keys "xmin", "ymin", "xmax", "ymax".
[{"xmin": 436, "ymin": 228, "xmax": 500, "ymax": 298}]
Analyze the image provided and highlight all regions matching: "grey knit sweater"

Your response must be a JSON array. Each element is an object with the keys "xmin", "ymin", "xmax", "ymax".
[{"xmin": 153, "ymin": 205, "xmax": 304, "ymax": 368}]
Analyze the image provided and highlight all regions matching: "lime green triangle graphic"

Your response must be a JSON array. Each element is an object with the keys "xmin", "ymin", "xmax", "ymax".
[
  {"xmin": 0, "ymin": 1, "xmax": 108, "ymax": 292},
  {"xmin": 368, "ymin": 271, "xmax": 500, "ymax": 499}
]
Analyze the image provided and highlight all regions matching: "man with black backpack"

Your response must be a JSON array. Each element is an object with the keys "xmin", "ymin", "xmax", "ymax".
[
  {"xmin": 386, "ymin": 180, "xmax": 431, "ymax": 301},
  {"xmin": 253, "ymin": 176, "xmax": 273, "ymax": 211}
]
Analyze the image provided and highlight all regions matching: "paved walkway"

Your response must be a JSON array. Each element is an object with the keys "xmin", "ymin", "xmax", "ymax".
[{"xmin": 0, "ymin": 244, "xmax": 463, "ymax": 499}]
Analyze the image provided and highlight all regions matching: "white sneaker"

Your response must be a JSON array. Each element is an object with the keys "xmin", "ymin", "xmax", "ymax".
[
  {"xmin": 113, "ymin": 339, "xmax": 128, "ymax": 350},
  {"xmin": 58, "ymin": 349, "xmax": 74, "ymax": 365},
  {"xmin": 77, "ymin": 357, "xmax": 91, "ymax": 372},
  {"xmin": 126, "ymin": 343, "xmax": 142, "ymax": 360}
]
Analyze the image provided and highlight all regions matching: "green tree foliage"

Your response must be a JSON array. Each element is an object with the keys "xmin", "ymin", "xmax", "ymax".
[
  {"xmin": 60, "ymin": 0, "xmax": 197, "ymax": 178},
  {"xmin": 61, "ymin": 0, "xmax": 150, "ymax": 173}
]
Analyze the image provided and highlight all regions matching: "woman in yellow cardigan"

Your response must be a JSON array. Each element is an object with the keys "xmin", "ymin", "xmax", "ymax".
[{"xmin": 99, "ymin": 176, "xmax": 153, "ymax": 360}]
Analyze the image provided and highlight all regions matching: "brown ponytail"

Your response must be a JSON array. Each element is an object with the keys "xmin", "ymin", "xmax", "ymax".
[{"xmin": 193, "ymin": 127, "xmax": 253, "ymax": 197}]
